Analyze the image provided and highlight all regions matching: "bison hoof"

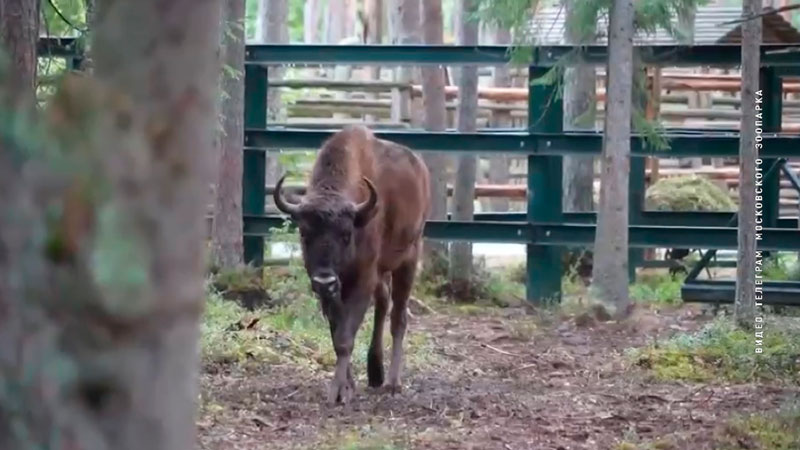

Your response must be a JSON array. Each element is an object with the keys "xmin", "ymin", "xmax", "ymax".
[
  {"xmin": 327, "ymin": 378, "xmax": 354, "ymax": 405},
  {"xmin": 381, "ymin": 382, "xmax": 402, "ymax": 395}
]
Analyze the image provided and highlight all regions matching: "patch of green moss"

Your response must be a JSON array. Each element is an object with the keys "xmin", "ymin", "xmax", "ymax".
[
  {"xmin": 629, "ymin": 317, "xmax": 800, "ymax": 383},
  {"xmin": 715, "ymin": 404, "xmax": 800, "ymax": 450},
  {"xmin": 645, "ymin": 175, "xmax": 736, "ymax": 212},
  {"xmin": 307, "ymin": 424, "xmax": 411, "ymax": 450}
]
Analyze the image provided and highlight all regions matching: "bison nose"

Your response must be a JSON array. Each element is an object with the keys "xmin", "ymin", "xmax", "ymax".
[{"xmin": 311, "ymin": 269, "xmax": 339, "ymax": 295}]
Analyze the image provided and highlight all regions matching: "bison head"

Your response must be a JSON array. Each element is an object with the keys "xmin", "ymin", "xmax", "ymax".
[{"xmin": 273, "ymin": 175, "xmax": 378, "ymax": 304}]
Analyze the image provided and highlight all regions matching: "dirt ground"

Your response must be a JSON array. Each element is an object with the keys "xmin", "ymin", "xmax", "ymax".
[{"xmin": 197, "ymin": 303, "xmax": 798, "ymax": 450}]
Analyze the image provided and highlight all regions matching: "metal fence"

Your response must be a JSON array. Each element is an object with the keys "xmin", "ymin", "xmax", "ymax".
[{"xmin": 37, "ymin": 38, "xmax": 800, "ymax": 305}]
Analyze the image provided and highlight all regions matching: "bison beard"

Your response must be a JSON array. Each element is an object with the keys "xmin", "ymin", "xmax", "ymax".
[{"xmin": 274, "ymin": 125, "xmax": 430, "ymax": 404}]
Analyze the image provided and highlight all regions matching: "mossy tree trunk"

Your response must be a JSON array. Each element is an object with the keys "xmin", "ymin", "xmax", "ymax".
[{"xmin": 0, "ymin": 0, "xmax": 222, "ymax": 447}]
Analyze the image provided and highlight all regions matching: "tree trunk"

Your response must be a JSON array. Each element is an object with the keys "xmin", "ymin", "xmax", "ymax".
[
  {"xmin": 421, "ymin": 0, "xmax": 449, "ymax": 271},
  {"xmin": 212, "ymin": 0, "xmax": 246, "ymax": 269},
  {"xmin": 448, "ymin": 0, "xmax": 479, "ymax": 298},
  {"xmin": 0, "ymin": 0, "xmax": 40, "ymax": 97},
  {"xmin": 78, "ymin": 0, "xmax": 96, "ymax": 72},
  {"xmin": 389, "ymin": 0, "xmax": 419, "ymax": 124},
  {"xmin": 488, "ymin": 26, "xmax": 511, "ymax": 212},
  {"xmin": 325, "ymin": 0, "xmax": 355, "ymax": 44},
  {"xmin": 304, "ymin": 0, "xmax": 322, "ymax": 43},
  {"xmin": 562, "ymin": 0, "xmax": 596, "ymax": 213},
  {"xmin": 364, "ymin": 0, "xmax": 383, "ymax": 122},
  {"xmin": 263, "ymin": 0, "xmax": 288, "ymax": 199},
  {"xmin": 734, "ymin": 0, "xmax": 761, "ymax": 330},
  {"xmin": 0, "ymin": 0, "xmax": 221, "ymax": 447},
  {"xmin": 591, "ymin": 0, "xmax": 633, "ymax": 317}
]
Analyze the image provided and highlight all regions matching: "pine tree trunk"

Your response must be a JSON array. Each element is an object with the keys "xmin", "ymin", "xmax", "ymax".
[
  {"xmin": 734, "ymin": 0, "xmax": 761, "ymax": 329},
  {"xmin": 448, "ymin": 0, "xmax": 479, "ymax": 298},
  {"xmin": 263, "ymin": 0, "xmax": 288, "ymax": 198},
  {"xmin": 364, "ymin": 0, "xmax": 383, "ymax": 121},
  {"xmin": 389, "ymin": 0, "xmax": 419, "ymax": 124},
  {"xmin": 304, "ymin": 0, "xmax": 322, "ymax": 43},
  {"xmin": 421, "ymin": 0, "xmax": 449, "ymax": 270},
  {"xmin": 591, "ymin": 0, "xmax": 633, "ymax": 317},
  {"xmin": 0, "ymin": 0, "xmax": 221, "ymax": 447},
  {"xmin": 0, "ymin": 0, "xmax": 40, "ymax": 96},
  {"xmin": 488, "ymin": 26, "xmax": 511, "ymax": 212},
  {"xmin": 78, "ymin": 0, "xmax": 96, "ymax": 72},
  {"xmin": 212, "ymin": 0, "xmax": 246, "ymax": 269},
  {"xmin": 562, "ymin": 0, "xmax": 596, "ymax": 213}
]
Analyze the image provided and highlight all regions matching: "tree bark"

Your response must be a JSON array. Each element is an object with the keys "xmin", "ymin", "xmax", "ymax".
[
  {"xmin": 448, "ymin": 0, "xmax": 479, "ymax": 298},
  {"xmin": 488, "ymin": 26, "xmax": 511, "ymax": 212},
  {"xmin": 421, "ymin": 0, "xmax": 449, "ymax": 270},
  {"xmin": 0, "ymin": 0, "xmax": 40, "ymax": 97},
  {"xmin": 363, "ymin": 0, "xmax": 383, "ymax": 122},
  {"xmin": 0, "ymin": 0, "xmax": 221, "ymax": 448},
  {"xmin": 78, "ymin": 0, "xmax": 97, "ymax": 72},
  {"xmin": 562, "ymin": 0, "xmax": 596, "ymax": 213},
  {"xmin": 734, "ymin": 0, "xmax": 761, "ymax": 330},
  {"xmin": 304, "ymin": 0, "xmax": 322, "ymax": 43},
  {"xmin": 389, "ymin": 0, "xmax": 419, "ymax": 124},
  {"xmin": 212, "ymin": 0, "xmax": 246, "ymax": 269},
  {"xmin": 591, "ymin": 0, "xmax": 633, "ymax": 317},
  {"xmin": 262, "ymin": 0, "xmax": 288, "ymax": 198}
]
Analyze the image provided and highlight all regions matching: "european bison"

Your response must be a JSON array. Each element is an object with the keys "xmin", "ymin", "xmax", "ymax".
[{"xmin": 273, "ymin": 125, "xmax": 430, "ymax": 404}]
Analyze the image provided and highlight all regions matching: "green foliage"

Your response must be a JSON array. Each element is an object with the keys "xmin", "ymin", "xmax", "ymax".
[
  {"xmin": 629, "ymin": 272, "xmax": 682, "ymax": 305},
  {"xmin": 629, "ymin": 317, "xmax": 800, "ymax": 383},
  {"xmin": 645, "ymin": 175, "xmax": 736, "ymax": 211},
  {"xmin": 716, "ymin": 403, "xmax": 800, "ymax": 450},
  {"xmin": 415, "ymin": 257, "xmax": 524, "ymax": 307},
  {"xmin": 762, "ymin": 253, "xmax": 800, "ymax": 281},
  {"xmin": 202, "ymin": 232, "xmax": 435, "ymax": 372},
  {"xmin": 244, "ymin": 0, "xmax": 307, "ymax": 42},
  {"xmin": 41, "ymin": 0, "xmax": 87, "ymax": 36}
]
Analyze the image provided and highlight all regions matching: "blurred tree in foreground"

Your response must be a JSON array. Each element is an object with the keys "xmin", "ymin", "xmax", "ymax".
[{"xmin": 0, "ymin": 0, "xmax": 222, "ymax": 448}]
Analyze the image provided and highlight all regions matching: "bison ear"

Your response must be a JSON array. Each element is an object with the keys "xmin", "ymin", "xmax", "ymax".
[{"xmin": 353, "ymin": 177, "xmax": 378, "ymax": 228}]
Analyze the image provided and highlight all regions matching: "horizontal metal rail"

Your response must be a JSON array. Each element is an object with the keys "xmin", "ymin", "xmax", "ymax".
[
  {"xmin": 243, "ymin": 44, "xmax": 800, "ymax": 67},
  {"xmin": 682, "ymin": 280, "xmax": 800, "ymax": 306},
  {"xmin": 245, "ymin": 129, "xmax": 800, "ymax": 158},
  {"xmin": 243, "ymin": 215, "xmax": 800, "ymax": 251}
]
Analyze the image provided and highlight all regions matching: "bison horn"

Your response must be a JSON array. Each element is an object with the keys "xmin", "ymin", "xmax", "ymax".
[
  {"xmin": 273, "ymin": 174, "xmax": 301, "ymax": 216},
  {"xmin": 354, "ymin": 177, "xmax": 378, "ymax": 225}
]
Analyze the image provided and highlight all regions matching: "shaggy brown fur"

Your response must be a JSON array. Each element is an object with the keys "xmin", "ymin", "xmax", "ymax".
[{"xmin": 274, "ymin": 125, "xmax": 430, "ymax": 404}]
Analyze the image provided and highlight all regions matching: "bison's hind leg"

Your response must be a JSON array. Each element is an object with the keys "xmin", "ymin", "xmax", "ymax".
[
  {"xmin": 367, "ymin": 273, "xmax": 391, "ymax": 388},
  {"xmin": 387, "ymin": 260, "xmax": 416, "ymax": 394}
]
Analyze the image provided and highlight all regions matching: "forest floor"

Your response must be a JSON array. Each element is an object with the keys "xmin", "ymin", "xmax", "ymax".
[{"xmin": 196, "ymin": 275, "xmax": 800, "ymax": 450}]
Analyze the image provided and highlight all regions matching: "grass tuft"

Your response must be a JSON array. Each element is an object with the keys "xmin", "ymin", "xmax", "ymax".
[{"xmin": 628, "ymin": 317, "xmax": 800, "ymax": 383}]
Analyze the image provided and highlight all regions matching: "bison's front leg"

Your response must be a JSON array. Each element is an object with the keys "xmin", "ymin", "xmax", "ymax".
[{"xmin": 327, "ymin": 289, "xmax": 371, "ymax": 405}]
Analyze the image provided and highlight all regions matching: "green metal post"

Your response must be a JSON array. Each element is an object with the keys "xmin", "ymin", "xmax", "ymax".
[
  {"xmin": 760, "ymin": 68, "xmax": 781, "ymax": 234},
  {"xmin": 527, "ymin": 66, "xmax": 563, "ymax": 304},
  {"xmin": 628, "ymin": 156, "xmax": 645, "ymax": 282},
  {"xmin": 243, "ymin": 63, "xmax": 268, "ymax": 265}
]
